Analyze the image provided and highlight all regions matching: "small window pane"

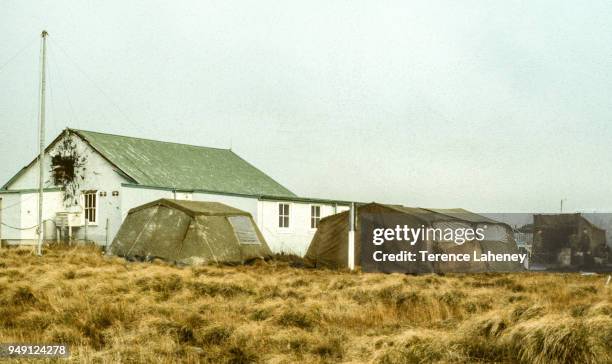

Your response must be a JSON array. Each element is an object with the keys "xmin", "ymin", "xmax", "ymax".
[
  {"xmin": 83, "ymin": 191, "xmax": 97, "ymax": 223},
  {"xmin": 311, "ymin": 205, "xmax": 321, "ymax": 229},
  {"xmin": 278, "ymin": 203, "xmax": 290, "ymax": 228},
  {"xmin": 228, "ymin": 216, "xmax": 261, "ymax": 245}
]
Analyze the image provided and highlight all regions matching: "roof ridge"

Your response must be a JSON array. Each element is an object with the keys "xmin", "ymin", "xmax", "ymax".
[{"xmin": 69, "ymin": 128, "xmax": 231, "ymax": 152}]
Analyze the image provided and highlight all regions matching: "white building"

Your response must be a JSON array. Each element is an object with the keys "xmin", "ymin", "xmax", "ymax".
[{"xmin": 0, "ymin": 128, "xmax": 350, "ymax": 255}]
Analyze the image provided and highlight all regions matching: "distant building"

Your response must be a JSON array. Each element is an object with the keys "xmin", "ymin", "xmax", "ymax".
[
  {"xmin": 531, "ymin": 213, "xmax": 609, "ymax": 269},
  {"xmin": 514, "ymin": 223, "xmax": 533, "ymax": 251},
  {"xmin": 0, "ymin": 128, "xmax": 350, "ymax": 255}
]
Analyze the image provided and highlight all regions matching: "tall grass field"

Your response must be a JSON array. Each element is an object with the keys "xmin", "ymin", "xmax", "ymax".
[{"xmin": 0, "ymin": 245, "xmax": 610, "ymax": 363}]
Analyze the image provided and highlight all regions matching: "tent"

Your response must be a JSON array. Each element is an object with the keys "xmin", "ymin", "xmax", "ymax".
[
  {"xmin": 110, "ymin": 199, "xmax": 272, "ymax": 264},
  {"xmin": 304, "ymin": 203, "xmax": 524, "ymax": 273}
]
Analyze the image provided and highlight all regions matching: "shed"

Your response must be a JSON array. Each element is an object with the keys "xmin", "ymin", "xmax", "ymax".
[
  {"xmin": 531, "ymin": 213, "xmax": 609, "ymax": 269},
  {"xmin": 110, "ymin": 199, "xmax": 272, "ymax": 264},
  {"xmin": 304, "ymin": 203, "xmax": 524, "ymax": 273}
]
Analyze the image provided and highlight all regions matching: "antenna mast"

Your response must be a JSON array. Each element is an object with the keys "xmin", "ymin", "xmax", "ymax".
[{"xmin": 36, "ymin": 30, "xmax": 48, "ymax": 256}]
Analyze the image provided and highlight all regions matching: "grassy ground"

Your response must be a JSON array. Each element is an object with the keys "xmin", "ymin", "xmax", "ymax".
[{"xmin": 0, "ymin": 245, "xmax": 610, "ymax": 363}]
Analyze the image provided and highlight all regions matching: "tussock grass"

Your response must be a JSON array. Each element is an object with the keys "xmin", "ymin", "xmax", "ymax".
[{"xmin": 0, "ymin": 245, "xmax": 610, "ymax": 363}]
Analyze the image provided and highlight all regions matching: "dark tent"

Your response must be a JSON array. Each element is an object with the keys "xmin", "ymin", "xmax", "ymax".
[
  {"xmin": 304, "ymin": 203, "xmax": 524, "ymax": 273},
  {"xmin": 111, "ymin": 199, "xmax": 272, "ymax": 264}
]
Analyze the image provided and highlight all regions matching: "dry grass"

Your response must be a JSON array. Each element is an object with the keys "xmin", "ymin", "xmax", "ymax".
[{"xmin": 0, "ymin": 245, "xmax": 610, "ymax": 363}]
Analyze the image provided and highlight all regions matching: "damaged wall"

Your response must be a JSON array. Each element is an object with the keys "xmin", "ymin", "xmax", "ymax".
[
  {"xmin": 49, "ymin": 135, "xmax": 88, "ymax": 206},
  {"xmin": 3, "ymin": 130, "xmax": 131, "ymax": 245}
]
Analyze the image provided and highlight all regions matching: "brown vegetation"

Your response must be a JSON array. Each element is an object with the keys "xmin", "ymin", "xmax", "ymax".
[{"xmin": 0, "ymin": 245, "xmax": 610, "ymax": 363}]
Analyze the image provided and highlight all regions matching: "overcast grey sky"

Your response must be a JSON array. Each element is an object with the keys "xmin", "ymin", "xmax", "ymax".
[{"xmin": 1, "ymin": 1, "xmax": 611, "ymax": 212}]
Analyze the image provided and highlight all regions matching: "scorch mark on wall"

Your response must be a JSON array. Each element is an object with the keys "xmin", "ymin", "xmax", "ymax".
[{"xmin": 50, "ymin": 134, "xmax": 87, "ymax": 206}]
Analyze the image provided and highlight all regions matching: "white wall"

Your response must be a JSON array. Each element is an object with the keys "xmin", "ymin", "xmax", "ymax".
[
  {"xmin": 258, "ymin": 200, "xmax": 349, "ymax": 256},
  {"xmin": 0, "ymin": 191, "xmax": 64, "ymax": 243},
  {"xmin": 193, "ymin": 192, "xmax": 258, "ymax": 220},
  {"xmin": 4, "ymin": 132, "xmax": 129, "ymax": 245},
  {"xmin": 120, "ymin": 186, "xmax": 174, "ymax": 221},
  {"xmin": 0, "ymin": 193, "xmax": 22, "ymax": 241},
  {"xmin": 19, "ymin": 191, "xmax": 64, "ymax": 241}
]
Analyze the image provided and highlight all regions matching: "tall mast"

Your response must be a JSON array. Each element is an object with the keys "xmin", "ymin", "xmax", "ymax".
[{"xmin": 37, "ymin": 30, "xmax": 48, "ymax": 256}]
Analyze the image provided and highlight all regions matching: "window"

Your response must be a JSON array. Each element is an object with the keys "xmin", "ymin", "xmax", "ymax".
[
  {"xmin": 311, "ymin": 205, "xmax": 321, "ymax": 229},
  {"xmin": 84, "ymin": 191, "xmax": 97, "ymax": 223},
  {"xmin": 228, "ymin": 216, "xmax": 261, "ymax": 245},
  {"xmin": 278, "ymin": 203, "xmax": 290, "ymax": 228}
]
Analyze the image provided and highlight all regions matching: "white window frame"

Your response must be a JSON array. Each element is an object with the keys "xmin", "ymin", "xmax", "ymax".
[
  {"xmin": 310, "ymin": 205, "xmax": 321, "ymax": 229},
  {"xmin": 82, "ymin": 190, "xmax": 98, "ymax": 225},
  {"xmin": 278, "ymin": 203, "xmax": 290, "ymax": 229}
]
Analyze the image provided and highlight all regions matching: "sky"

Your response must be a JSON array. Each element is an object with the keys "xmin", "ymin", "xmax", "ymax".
[{"xmin": 1, "ymin": 1, "xmax": 611, "ymax": 212}]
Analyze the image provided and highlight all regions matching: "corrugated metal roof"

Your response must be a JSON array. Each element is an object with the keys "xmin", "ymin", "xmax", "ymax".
[{"xmin": 71, "ymin": 129, "xmax": 296, "ymax": 198}]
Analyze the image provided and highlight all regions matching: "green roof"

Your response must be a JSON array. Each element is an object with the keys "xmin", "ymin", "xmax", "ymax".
[{"xmin": 71, "ymin": 129, "xmax": 296, "ymax": 198}]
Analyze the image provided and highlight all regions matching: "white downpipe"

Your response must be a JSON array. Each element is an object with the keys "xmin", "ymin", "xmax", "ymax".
[
  {"xmin": 348, "ymin": 202, "xmax": 355, "ymax": 270},
  {"xmin": 348, "ymin": 231, "xmax": 355, "ymax": 270}
]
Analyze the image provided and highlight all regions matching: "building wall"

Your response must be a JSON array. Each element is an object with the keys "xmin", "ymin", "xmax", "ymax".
[
  {"xmin": 3, "ymin": 133, "xmax": 129, "ymax": 245},
  {"xmin": 193, "ymin": 192, "xmax": 258, "ymax": 220},
  {"xmin": 0, "ymin": 191, "xmax": 64, "ymax": 243},
  {"xmin": 258, "ymin": 200, "xmax": 349, "ymax": 255},
  {"xmin": 0, "ymin": 192, "xmax": 22, "ymax": 241},
  {"xmin": 120, "ymin": 186, "xmax": 173, "ymax": 220}
]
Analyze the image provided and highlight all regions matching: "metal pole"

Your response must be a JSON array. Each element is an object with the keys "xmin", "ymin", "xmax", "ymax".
[
  {"xmin": 0, "ymin": 198, "xmax": 3, "ymax": 248},
  {"xmin": 84, "ymin": 215, "xmax": 88, "ymax": 242},
  {"xmin": 348, "ymin": 202, "xmax": 355, "ymax": 270},
  {"xmin": 560, "ymin": 198, "xmax": 567, "ymax": 213},
  {"xmin": 36, "ymin": 30, "xmax": 48, "ymax": 256},
  {"xmin": 105, "ymin": 218, "xmax": 110, "ymax": 253}
]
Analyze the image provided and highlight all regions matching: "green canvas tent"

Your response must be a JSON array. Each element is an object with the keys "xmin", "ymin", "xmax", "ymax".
[
  {"xmin": 304, "ymin": 203, "xmax": 524, "ymax": 273},
  {"xmin": 111, "ymin": 199, "xmax": 272, "ymax": 264}
]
